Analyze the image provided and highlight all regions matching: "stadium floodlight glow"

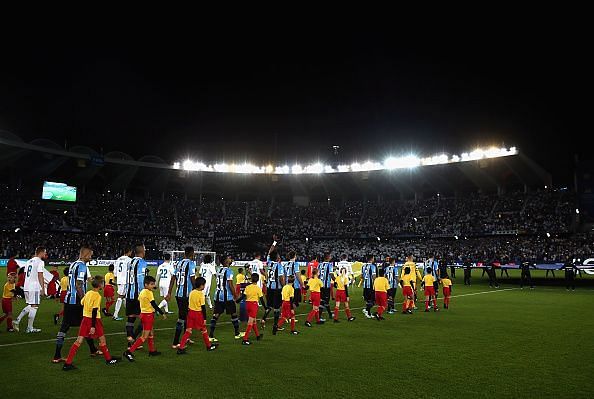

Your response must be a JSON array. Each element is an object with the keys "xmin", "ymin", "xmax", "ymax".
[
  {"xmin": 275, "ymin": 165, "xmax": 290, "ymax": 174},
  {"xmin": 576, "ymin": 208, "xmax": 580, "ymax": 214},
  {"xmin": 14, "ymin": 228, "xmax": 20, "ymax": 233},
  {"xmin": 385, "ymin": 155, "xmax": 421, "ymax": 169},
  {"xmin": 214, "ymin": 163, "xmax": 229, "ymax": 173},
  {"xmin": 421, "ymin": 154, "xmax": 448, "ymax": 166},
  {"xmin": 361, "ymin": 161, "xmax": 382, "ymax": 171},
  {"xmin": 174, "ymin": 146, "xmax": 518, "ymax": 175},
  {"xmin": 305, "ymin": 163, "xmax": 324, "ymax": 174}
]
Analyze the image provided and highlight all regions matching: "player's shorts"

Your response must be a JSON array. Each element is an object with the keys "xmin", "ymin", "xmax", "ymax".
[
  {"xmin": 79, "ymin": 316, "xmax": 104, "ymax": 339},
  {"xmin": 335, "ymin": 289, "xmax": 347, "ymax": 303},
  {"xmin": 60, "ymin": 290, "xmax": 67, "ymax": 304},
  {"xmin": 125, "ymin": 299, "xmax": 141, "ymax": 316},
  {"xmin": 262, "ymin": 284, "xmax": 267, "ymax": 295},
  {"xmin": 443, "ymin": 287, "xmax": 451, "ymax": 296},
  {"xmin": 321, "ymin": 287, "xmax": 331, "ymax": 304},
  {"xmin": 363, "ymin": 288, "xmax": 375, "ymax": 303},
  {"xmin": 117, "ymin": 284, "xmax": 126, "ymax": 296},
  {"xmin": 104, "ymin": 285, "xmax": 115, "ymax": 298},
  {"xmin": 214, "ymin": 300, "xmax": 236, "ymax": 315},
  {"xmin": 387, "ymin": 288, "xmax": 396, "ymax": 299},
  {"xmin": 63, "ymin": 303, "xmax": 84, "ymax": 326},
  {"xmin": 186, "ymin": 309, "xmax": 206, "ymax": 330},
  {"xmin": 246, "ymin": 301, "xmax": 259, "ymax": 318},
  {"xmin": 433, "ymin": 282, "xmax": 439, "ymax": 295},
  {"xmin": 176, "ymin": 297, "xmax": 189, "ymax": 319},
  {"xmin": 424, "ymin": 286, "xmax": 436, "ymax": 297},
  {"xmin": 281, "ymin": 301, "xmax": 293, "ymax": 319},
  {"xmin": 266, "ymin": 289, "xmax": 282, "ymax": 309},
  {"xmin": 159, "ymin": 284, "xmax": 169, "ymax": 297},
  {"xmin": 139, "ymin": 312, "xmax": 155, "ymax": 331},
  {"xmin": 2, "ymin": 297, "xmax": 12, "ymax": 313},
  {"xmin": 24, "ymin": 290, "xmax": 40, "ymax": 305},
  {"xmin": 235, "ymin": 284, "xmax": 241, "ymax": 297},
  {"xmin": 375, "ymin": 291, "xmax": 387, "ymax": 307},
  {"xmin": 293, "ymin": 288, "xmax": 302, "ymax": 307},
  {"xmin": 310, "ymin": 291, "xmax": 321, "ymax": 307},
  {"xmin": 402, "ymin": 286, "xmax": 413, "ymax": 297}
]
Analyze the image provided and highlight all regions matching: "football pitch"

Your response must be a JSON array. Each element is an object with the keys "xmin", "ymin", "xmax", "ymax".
[{"xmin": 1, "ymin": 270, "xmax": 593, "ymax": 399}]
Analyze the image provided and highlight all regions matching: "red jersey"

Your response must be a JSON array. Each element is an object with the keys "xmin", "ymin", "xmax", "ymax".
[
  {"xmin": 17, "ymin": 271, "xmax": 25, "ymax": 287},
  {"xmin": 307, "ymin": 260, "xmax": 319, "ymax": 279},
  {"xmin": 47, "ymin": 270, "xmax": 60, "ymax": 296},
  {"xmin": 7, "ymin": 258, "xmax": 18, "ymax": 275}
]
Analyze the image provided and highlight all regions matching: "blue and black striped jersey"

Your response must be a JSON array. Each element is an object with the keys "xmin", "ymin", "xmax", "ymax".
[
  {"xmin": 65, "ymin": 260, "xmax": 88, "ymax": 305},
  {"xmin": 266, "ymin": 261, "xmax": 285, "ymax": 290},
  {"xmin": 385, "ymin": 265, "xmax": 399, "ymax": 289},
  {"xmin": 215, "ymin": 267, "xmax": 234, "ymax": 301},
  {"xmin": 361, "ymin": 263, "xmax": 377, "ymax": 289},
  {"xmin": 318, "ymin": 262, "xmax": 334, "ymax": 288},
  {"xmin": 125, "ymin": 257, "xmax": 148, "ymax": 300},
  {"xmin": 174, "ymin": 259, "xmax": 196, "ymax": 298},
  {"xmin": 284, "ymin": 261, "xmax": 301, "ymax": 289}
]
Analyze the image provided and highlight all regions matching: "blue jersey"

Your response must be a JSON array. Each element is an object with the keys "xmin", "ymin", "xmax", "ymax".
[
  {"xmin": 174, "ymin": 259, "xmax": 196, "ymax": 298},
  {"xmin": 361, "ymin": 263, "xmax": 377, "ymax": 289},
  {"xmin": 125, "ymin": 257, "xmax": 148, "ymax": 300},
  {"xmin": 215, "ymin": 267, "xmax": 234, "ymax": 302},
  {"xmin": 65, "ymin": 260, "xmax": 88, "ymax": 305},
  {"xmin": 318, "ymin": 262, "xmax": 334, "ymax": 288},
  {"xmin": 267, "ymin": 261, "xmax": 285, "ymax": 290},
  {"xmin": 425, "ymin": 259, "xmax": 440, "ymax": 282},
  {"xmin": 284, "ymin": 261, "xmax": 301, "ymax": 289},
  {"xmin": 386, "ymin": 265, "xmax": 399, "ymax": 289}
]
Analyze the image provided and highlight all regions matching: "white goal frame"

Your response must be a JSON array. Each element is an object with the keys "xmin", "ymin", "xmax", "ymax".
[{"xmin": 165, "ymin": 250, "xmax": 217, "ymax": 267}]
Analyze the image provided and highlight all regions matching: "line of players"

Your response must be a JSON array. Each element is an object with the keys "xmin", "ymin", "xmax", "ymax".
[{"xmin": 3, "ymin": 240, "xmax": 453, "ymax": 371}]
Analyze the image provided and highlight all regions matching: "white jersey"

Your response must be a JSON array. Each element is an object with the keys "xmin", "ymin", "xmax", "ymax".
[
  {"xmin": 336, "ymin": 260, "xmax": 353, "ymax": 275},
  {"xmin": 115, "ymin": 255, "xmax": 132, "ymax": 284},
  {"xmin": 157, "ymin": 262, "xmax": 175, "ymax": 286},
  {"xmin": 24, "ymin": 256, "xmax": 45, "ymax": 291},
  {"xmin": 199, "ymin": 262, "xmax": 216, "ymax": 279},
  {"xmin": 249, "ymin": 259, "xmax": 264, "ymax": 275}
]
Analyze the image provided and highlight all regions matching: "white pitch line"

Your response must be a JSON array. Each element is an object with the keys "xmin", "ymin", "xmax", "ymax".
[{"xmin": 0, "ymin": 287, "xmax": 519, "ymax": 349}]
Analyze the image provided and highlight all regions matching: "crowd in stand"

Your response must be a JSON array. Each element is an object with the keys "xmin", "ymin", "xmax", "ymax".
[{"xmin": 1, "ymin": 188, "xmax": 590, "ymax": 263}]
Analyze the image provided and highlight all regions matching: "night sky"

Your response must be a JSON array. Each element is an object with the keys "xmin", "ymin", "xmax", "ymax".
[{"xmin": 0, "ymin": 31, "xmax": 587, "ymax": 184}]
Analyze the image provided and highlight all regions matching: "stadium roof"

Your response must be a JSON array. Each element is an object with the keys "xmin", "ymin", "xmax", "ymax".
[{"xmin": 1, "ymin": 130, "xmax": 551, "ymax": 199}]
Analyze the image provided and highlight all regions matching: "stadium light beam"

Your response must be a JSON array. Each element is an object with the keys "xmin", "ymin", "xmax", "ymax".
[{"xmin": 175, "ymin": 146, "xmax": 518, "ymax": 175}]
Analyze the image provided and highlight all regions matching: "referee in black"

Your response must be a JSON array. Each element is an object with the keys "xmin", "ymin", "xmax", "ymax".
[
  {"xmin": 463, "ymin": 258, "xmax": 472, "ymax": 286},
  {"xmin": 561, "ymin": 257, "xmax": 578, "ymax": 291},
  {"xmin": 519, "ymin": 260, "xmax": 534, "ymax": 289}
]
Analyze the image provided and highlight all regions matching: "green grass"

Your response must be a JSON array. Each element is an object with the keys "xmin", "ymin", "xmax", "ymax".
[{"xmin": 1, "ymin": 269, "xmax": 594, "ymax": 399}]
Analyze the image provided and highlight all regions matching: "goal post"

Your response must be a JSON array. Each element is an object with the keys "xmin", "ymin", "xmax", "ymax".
[{"xmin": 165, "ymin": 250, "xmax": 217, "ymax": 267}]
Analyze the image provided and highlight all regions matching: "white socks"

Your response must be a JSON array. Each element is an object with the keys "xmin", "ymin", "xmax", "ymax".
[
  {"xmin": 27, "ymin": 307, "xmax": 38, "ymax": 330},
  {"xmin": 16, "ymin": 305, "xmax": 30, "ymax": 323},
  {"xmin": 114, "ymin": 298, "xmax": 123, "ymax": 317},
  {"xmin": 15, "ymin": 305, "xmax": 38, "ymax": 329}
]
